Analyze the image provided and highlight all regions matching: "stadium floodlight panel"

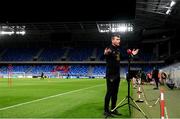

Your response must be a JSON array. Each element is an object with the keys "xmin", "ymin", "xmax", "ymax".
[
  {"xmin": 0, "ymin": 31, "xmax": 14, "ymax": 35},
  {"xmin": 0, "ymin": 25, "xmax": 26, "ymax": 35},
  {"xmin": 98, "ymin": 23, "xmax": 133, "ymax": 33},
  {"xmin": 166, "ymin": 9, "xmax": 171, "ymax": 14},
  {"xmin": 170, "ymin": 1, "xmax": 176, "ymax": 7},
  {"xmin": 16, "ymin": 31, "xmax": 26, "ymax": 35},
  {"xmin": 2, "ymin": 26, "xmax": 9, "ymax": 29},
  {"xmin": 117, "ymin": 26, "xmax": 127, "ymax": 32},
  {"xmin": 165, "ymin": 1, "xmax": 176, "ymax": 15}
]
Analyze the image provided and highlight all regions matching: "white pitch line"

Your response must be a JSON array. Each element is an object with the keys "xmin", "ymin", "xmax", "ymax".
[
  {"xmin": 0, "ymin": 84, "xmax": 104, "ymax": 111},
  {"xmin": 165, "ymin": 106, "xmax": 169, "ymax": 119}
]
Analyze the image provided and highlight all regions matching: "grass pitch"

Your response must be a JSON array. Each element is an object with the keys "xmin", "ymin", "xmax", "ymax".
[{"xmin": 0, "ymin": 78, "xmax": 130, "ymax": 118}]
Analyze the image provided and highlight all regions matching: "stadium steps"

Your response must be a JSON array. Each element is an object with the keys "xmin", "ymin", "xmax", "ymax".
[
  {"xmin": 88, "ymin": 48, "xmax": 97, "ymax": 61},
  {"xmin": 92, "ymin": 48, "xmax": 97, "ymax": 57},
  {"xmin": 0, "ymin": 66, "xmax": 7, "ymax": 73},
  {"xmin": 0, "ymin": 49, "xmax": 8, "ymax": 60},
  {"xmin": 34, "ymin": 48, "xmax": 44, "ymax": 60},
  {"xmin": 96, "ymin": 48, "xmax": 104, "ymax": 61},
  {"xmin": 26, "ymin": 66, "xmax": 33, "ymax": 74},
  {"xmin": 62, "ymin": 48, "xmax": 70, "ymax": 61},
  {"xmin": 88, "ymin": 66, "xmax": 93, "ymax": 76}
]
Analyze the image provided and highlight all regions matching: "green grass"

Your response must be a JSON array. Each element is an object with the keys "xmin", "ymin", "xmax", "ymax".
[
  {"xmin": 2, "ymin": 78, "xmax": 179, "ymax": 118},
  {"xmin": 0, "ymin": 78, "xmax": 130, "ymax": 118}
]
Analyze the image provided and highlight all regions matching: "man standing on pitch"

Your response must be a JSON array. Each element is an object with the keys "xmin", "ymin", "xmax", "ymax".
[
  {"xmin": 104, "ymin": 34, "xmax": 139, "ymax": 117},
  {"xmin": 152, "ymin": 66, "xmax": 159, "ymax": 89}
]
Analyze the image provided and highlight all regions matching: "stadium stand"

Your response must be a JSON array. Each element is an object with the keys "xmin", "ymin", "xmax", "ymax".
[
  {"xmin": 96, "ymin": 48, "xmax": 104, "ymax": 61},
  {"xmin": 39, "ymin": 48, "xmax": 66, "ymax": 61},
  {"xmin": 68, "ymin": 48, "xmax": 93, "ymax": 61},
  {"xmin": 92, "ymin": 66, "xmax": 106, "ymax": 76},
  {"xmin": 0, "ymin": 46, "xmax": 161, "ymax": 79},
  {"xmin": 0, "ymin": 64, "xmax": 165, "ymax": 79},
  {"xmin": 30, "ymin": 65, "xmax": 54, "ymax": 74},
  {"xmin": 1, "ymin": 48, "xmax": 39, "ymax": 61},
  {"xmin": 68, "ymin": 65, "xmax": 89, "ymax": 76},
  {"xmin": 0, "ymin": 47, "xmax": 156, "ymax": 61}
]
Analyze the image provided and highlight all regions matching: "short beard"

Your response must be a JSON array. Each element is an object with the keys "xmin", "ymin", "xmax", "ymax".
[{"xmin": 114, "ymin": 44, "xmax": 119, "ymax": 47}]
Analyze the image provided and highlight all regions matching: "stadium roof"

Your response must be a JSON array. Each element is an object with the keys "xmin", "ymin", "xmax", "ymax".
[
  {"xmin": 0, "ymin": 0, "xmax": 180, "ymax": 41},
  {"xmin": 0, "ymin": 0, "xmax": 135, "ymax": 23}
]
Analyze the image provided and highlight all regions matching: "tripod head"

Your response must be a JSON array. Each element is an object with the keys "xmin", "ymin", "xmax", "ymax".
[
  {"xmin": 127, "ymin": 49, "xmax": 139, "ymax": 58},
  {"xmin": 126, "ymin": 48, "xmax": 140, "ymax": 84}
]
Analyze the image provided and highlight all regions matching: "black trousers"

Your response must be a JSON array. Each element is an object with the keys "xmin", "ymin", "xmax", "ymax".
[
  {"xmin": 104, "ymin": 77, "xmax": 120, "ymax": 112},
  {"xmin": 154, "ymin": 78, "xmax": 159, "ymax": 88}
]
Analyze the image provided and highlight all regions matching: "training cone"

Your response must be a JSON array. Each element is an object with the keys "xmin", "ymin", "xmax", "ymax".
[
  {"xmin": 160, "ymin": 89, "xmax": 165, "ymax": 119},
  {"xmin": 136, "ymin": 85, "xmax": 144, "ymax": 103}
]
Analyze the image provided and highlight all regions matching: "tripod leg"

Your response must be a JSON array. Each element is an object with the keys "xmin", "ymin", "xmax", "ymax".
[
  {"xmin": 128, "ymin": 100, "xmax": 131, "ymax": 115},
  {"xmin": 129, "ymin": 103, "xmax": 148, "ymax": 118},
  {"xmin": 111, "ymin": 97, "xmax": 127, "ymax": 112},
  {"xmin": 116, "ymin": 103, "xmax": 128, "ymax": 109},
  {"xmin": 131, "ymin": 98, "xmax": 148, "ymax": 119},
  {"xmin": 130, "ymin": 103, "xmax": 141, "ymax": 111}
]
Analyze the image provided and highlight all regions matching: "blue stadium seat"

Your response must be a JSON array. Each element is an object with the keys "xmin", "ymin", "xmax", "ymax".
[
  {"xmin": 68, "ymin": 48, "xmax": 93, "ymax": 61},
  {"xmin": 68, "ymin": 65, "xmax": 88, "ymax": 76},
  {"xmin": 39, "ymin": 48, "xmax": 66, "ymax": 61},
  {"xmin": 1, "ymin": 48, "xmax": 39, "ymax": 61},
  {"xmin": 93, "ymin": 66, "xmax": 106, "ymax": 76}
]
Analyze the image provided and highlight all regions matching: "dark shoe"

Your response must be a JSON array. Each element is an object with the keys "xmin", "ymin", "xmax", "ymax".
[
  {"xmin": 104, "ymin": 111, "xmax": 114, "ymax": 118},
  {"xmin": 153, "ymin": 87, "xmax": 158, "ymax": 90},
  {"xmin": 111, "ymin": 109, "xmax": 122, "ymax": 116}
]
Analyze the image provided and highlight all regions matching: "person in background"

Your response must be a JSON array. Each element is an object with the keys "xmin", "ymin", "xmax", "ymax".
[{"xmin": 152, "ymin": 66, "xmax": 159, "ymax": 89}]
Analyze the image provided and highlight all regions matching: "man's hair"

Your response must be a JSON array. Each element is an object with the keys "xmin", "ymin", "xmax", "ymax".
[{"xmin": 111, "ymin": 34, "xmax": 121, "ymax": 39}]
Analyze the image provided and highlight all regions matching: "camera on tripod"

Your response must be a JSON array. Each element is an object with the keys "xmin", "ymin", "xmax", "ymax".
[{"xmin": 126, "ymin": 69, "xmax": 141, "ymax": 81}]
